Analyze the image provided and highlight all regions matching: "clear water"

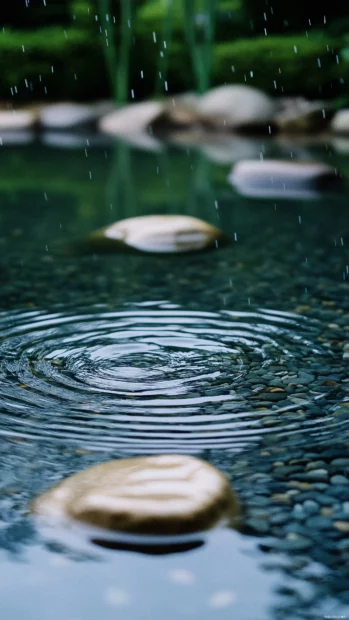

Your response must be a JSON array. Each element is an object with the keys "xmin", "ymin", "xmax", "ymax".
[{"xmin": 0, "ymin": 134, "xmax": 348, "ymax": 619}]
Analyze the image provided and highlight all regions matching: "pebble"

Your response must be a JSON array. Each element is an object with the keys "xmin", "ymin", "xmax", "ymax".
[
  {"xmin": 269, "ymin": 512, "xmax": 290, "ymax": 526},
  {"xmin": 342, "ymin": 501, "xmax": 349, "ymax": 513},
  {"xmin": 292, "ymin": 504, "xmax": 306, "ymax": 520},
  {"xmin": 278, "ymin": 536, "xmax": 312, "ymax": 552},
  {"xmin": 299, "ymin": 469, "xmax": 329, "ymax": 481},
  {"xmin": 331, "ymin": 458, "xmax": 349, "ymax": 468},
  {"xmin": 330, "ymin": 475, "xmax": 349, "ymax": 485},
  {"xmin": 303, "ymin": 500, "xmax": 319, "ymax": 515},
  {"xmin": 305, "ymin": 516, "xmax": 331, "ymax": 530},
  {"xmin": 333, "ymin": 521, "xmax": 349, "ymax": 533},
  {"xmin": 246, "ymin": 517, "xmax": 270, "ymax": 534}
]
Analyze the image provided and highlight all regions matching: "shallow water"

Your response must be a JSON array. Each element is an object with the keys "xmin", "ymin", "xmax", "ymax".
[{"xmin": 0, "ymin": 134, "xmax": 348, "ymax": 618}]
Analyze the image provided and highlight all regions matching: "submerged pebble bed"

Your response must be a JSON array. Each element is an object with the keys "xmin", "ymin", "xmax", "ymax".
[{"xmin": 0, "ymin": 137, "xmax": 348, "ymax": 619}]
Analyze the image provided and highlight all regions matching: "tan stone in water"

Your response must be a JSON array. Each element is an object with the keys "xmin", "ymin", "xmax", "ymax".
[
  {"xmin": 90, "ymin": 215, "xmax": 225, "ymax": 254},
  {"xmin": 31, "ymin": 455, "xmax": 240, "ymax": 535}
]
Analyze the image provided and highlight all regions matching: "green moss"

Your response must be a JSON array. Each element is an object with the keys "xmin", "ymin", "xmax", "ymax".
[{"xmin": 212, "ymin": 34, "xmax": 346, "ymax": 98}]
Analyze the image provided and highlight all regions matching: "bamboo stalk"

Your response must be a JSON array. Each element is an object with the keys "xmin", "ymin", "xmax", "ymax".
[
  {"xmin": 182, "ymin": 0, "xmax": 217, "ymax": 93},
  {"xmin": 97, "ymin": 0, "xmax": 134, "ymax": 104},
  {"xmin": 155, "ymin": 0, "xmax": 174, "ymax": 95}
]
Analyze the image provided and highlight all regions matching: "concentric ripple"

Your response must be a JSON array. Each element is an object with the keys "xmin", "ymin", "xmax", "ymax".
[{"xmin": 0, "ymin": 302, "xmax": 343, "ymax": 452}]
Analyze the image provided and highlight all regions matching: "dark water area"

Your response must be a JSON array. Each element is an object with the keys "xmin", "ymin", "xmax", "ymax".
[{"xmin": 0, "ymin": 133, "xmax": 348, "ymax": 619}]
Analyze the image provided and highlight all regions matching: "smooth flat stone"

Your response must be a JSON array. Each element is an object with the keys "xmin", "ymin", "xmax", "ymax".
[
  {"xmin": 275, "ymin": 98, "xmax": 330, "ymax": 133},
  {"xmin": 0, "ymin": 110, "xmax": 36, "ymax": 130},
  {"xmin": 89, "ymin": 215, "xmax": 226, "ymax": 254},
  {"xmin": 228, "ymin": 159, "xmax": 342, "ymax": 199},
  {"xmin": 331, "ymin": 109, "xmax": 349, "ymax": 134},
  {"xmin": 31, "ymin": 455, "xmax": 240, "ymax": 535},
  {"xmin": 39, "ymin": 102, "xmax": 112, "ymax": 130},
  {"xmin": 99, "ymin": 101, "xmax": 165, "ymax": 136},
  {"xmin": 197, "ymin": 85, "xmax": 276, "ymax": 129}
]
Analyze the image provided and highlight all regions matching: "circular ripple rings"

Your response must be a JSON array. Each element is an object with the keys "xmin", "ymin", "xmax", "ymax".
[{"xmin": 0, "ymin": 303, "xmax": 339, "ymax": 452}]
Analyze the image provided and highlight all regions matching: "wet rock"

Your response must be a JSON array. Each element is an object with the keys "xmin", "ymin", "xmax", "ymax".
[
  {"xmin": 228, "ymin": 159, "xmax": 342, "ymax": 199},
  {"xmin": 303, "ymin": 500, "xmax": 319, "ymax": 515},
  {"xmin": 165, "ymin": 92, "xmax": 201, "ymax": 126},
  {"xmin": 0, "ymin": 109, "xmax": 36, "ymax": 130},
  {"xmin": 31, "ymin": 455, "xmax": 240, "ymax": 535},
  {"xmin": 333, "ymin": 521, "xmax": 349, "ymax": 533},
  {"xmin": 39, "ymin": 102, "xmax": 113, "ymax": 130},
  {"xmin": 275, "ymin": 98, "xmax": 330, "ymax": 133},
  {"xmin": 87, "ymin": 215, "xmax": 226, "ymax": 254},
  {"xmin": 99, "ymin": 101, "xmax": 166, "ymax": 136},
  {"xmin": 331, "ymin": 109, "xmax": 349, "ymax": 134},
  {"xmin": 278, "ymin": 535, "xmax": 312, "ymax": 552},
  {"xmin": 331, "ymin": 475, "xmax": 349, "ymax": 486},
  {"xmin": 197, "ymin": 85, "xmax": 277, "ymax": 131}
]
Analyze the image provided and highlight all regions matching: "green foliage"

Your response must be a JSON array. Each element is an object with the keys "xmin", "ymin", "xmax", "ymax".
[
  {"xmin": 242, "ymin": 0, "xmax": 347, "ymax": 35},
  {"xmin": 0, "ymin": 2, "xmax": 348, "ymax": 102},
  {"xmin": 0, "ymin": 28, "xmax": 108, "ymax": 101},
  {"xmin": 136, "ymin": 0, "xmax": 184, "ymax": 34},
  {"xmin": 212, "ymin": 34, "xmax": 346, "ymax": 98},
  {"xmin": 1, "ymin": 0, "xmax": 71, "ymax": 28}
]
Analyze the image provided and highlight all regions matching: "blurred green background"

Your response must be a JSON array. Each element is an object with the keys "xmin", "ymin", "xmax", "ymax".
[{"xmin": 1, "ymin": 0, "xmax": 349, "ymax": 102}]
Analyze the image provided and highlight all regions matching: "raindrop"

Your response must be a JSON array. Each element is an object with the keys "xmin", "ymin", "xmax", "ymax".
[{"xmin": 153, "ymin": 32, "xmax": 157, "ymax": 43}]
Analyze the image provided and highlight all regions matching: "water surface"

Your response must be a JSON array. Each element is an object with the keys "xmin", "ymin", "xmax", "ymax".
[{"xmin": 0, "ymin": 134, "xmax": 348, "ymax": 618}]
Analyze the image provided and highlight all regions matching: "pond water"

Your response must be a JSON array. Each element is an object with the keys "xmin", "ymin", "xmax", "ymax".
[{"xmin": 0, "ymin": 133, "xmax": 348, "ymax": 619}]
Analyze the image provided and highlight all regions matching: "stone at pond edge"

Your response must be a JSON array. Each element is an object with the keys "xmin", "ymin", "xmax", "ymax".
[
  {"xmin": 0, "ymin": 110, "xmax": 37, "ymax": 130},
  {"xmin": 331, "ymin": 109, "xmax": 349, "ymax": 134},
  {"xmin": 99, "ymin": 101, "xmax": 166, "ymax": 136},
  {"xmin": 228, "ymin": 159, "xmax": 343, "ymax": 199},
  {"xmin": 39, "ymin": 102, "xmax": 113, "ymax": 130},
  {"xmin": 197, "ymin": 85, "xmax": 277, "ymax": 130},
  {"xmin": 31, "ymin": 455, "xmax": 240, "ymax": 535},
  {"xmin": 274, "ymin": 98, "xmax": 332, "ymax": 133},
  {"xmin": 87, "ymin": 215, "xmax": 226, "ymax": 254}
]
